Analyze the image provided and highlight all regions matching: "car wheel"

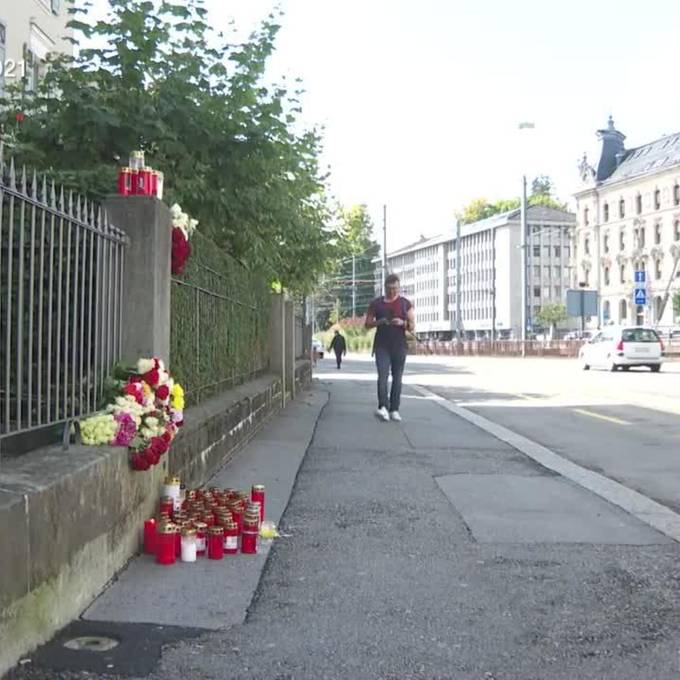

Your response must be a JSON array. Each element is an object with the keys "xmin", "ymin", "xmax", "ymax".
[
  {"xmin": 622, "ymin": 366, "xmax": 630, "ymax": 372},
  {"xmin": 651, "ymin": 364, "xmax": 661, "ymax": 373},
  {"xmin": 582, "ymin": 362, "xmax": 590, "ymax": 371},
  {"xmin": 610, "ymin": 362, "xmax": 618, "ymax": 372}
]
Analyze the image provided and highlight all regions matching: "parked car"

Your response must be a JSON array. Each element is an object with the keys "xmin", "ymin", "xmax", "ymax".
[
  {"xmin": 580, "ymin": 326, "xmax": 664, "ymax": 372},
  {"xmin": 312, "ymin": 338, "xmax": 324, "ymax": 359}
]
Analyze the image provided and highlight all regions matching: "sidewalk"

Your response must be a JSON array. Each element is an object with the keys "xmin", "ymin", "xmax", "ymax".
[{"xmin": 9, "ymin": 361, "xmax": 680, "ymax": 680}]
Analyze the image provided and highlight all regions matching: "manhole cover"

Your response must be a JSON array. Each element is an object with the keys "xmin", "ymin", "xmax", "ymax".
[{"xmin": 63, "ymin": 636, "xmax": 119, "ymax": 652}]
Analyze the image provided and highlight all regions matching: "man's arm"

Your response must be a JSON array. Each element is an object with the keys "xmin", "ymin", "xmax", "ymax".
[
  {"xmin": 365, "ymin": 302, "xmax": 378, "ymax": 329},
  {"xmin": 405, "ymin": 306, "xmax": 415, "ymax": 333}
]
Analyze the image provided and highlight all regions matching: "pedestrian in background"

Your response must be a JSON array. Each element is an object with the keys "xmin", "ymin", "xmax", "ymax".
[
  {"xmin": 365, "ymin": 274, "xmax": 415, "ymax": 422},
  {"xmin": 329, "ymin": 330, "xmax": 347, "ymax": 370}
]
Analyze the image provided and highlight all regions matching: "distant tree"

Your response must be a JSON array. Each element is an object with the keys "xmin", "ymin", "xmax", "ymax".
[
  {"xmin": 673, "ymin": 290, "xmax": 680, "ymax": 321},
  {"xmin": 456, "ymin": 176, "xmax": 567, "ymax": 225},
  {"xmin": 535, "ymin": 303, "xmax": 568, "ymax": 339}
]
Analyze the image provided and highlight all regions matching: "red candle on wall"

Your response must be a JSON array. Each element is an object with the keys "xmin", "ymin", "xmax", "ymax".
[
  {"xmin": 117, "ymin": 167, "xmax": 132, "ymax": 196},
  {"xmin": 251, "ymin": 485, "xmax": 265, "ymax": 523},
  {"xmin": 143, "ymin": 518, "xmax": 156, "ymax": 555},
  {"xmin": 156, "ymin": 523, "xmax": 177, "ymax": 565}
]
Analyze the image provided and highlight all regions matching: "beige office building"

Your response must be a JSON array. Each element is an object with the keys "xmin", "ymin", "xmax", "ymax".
[
  {"xmin": 574, "ymin": 117, "xmax": 680, "ymax": 328},
  {"xmin": 1, "ymin": 0, "xmax": 73, "ymax": 95}
]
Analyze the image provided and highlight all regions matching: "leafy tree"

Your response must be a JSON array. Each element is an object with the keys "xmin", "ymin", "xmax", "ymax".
[
  {"xmin": 535, "ymin": 303, "xmax": 568, "ymax": 338},
  {"xmin": 673, "ymin": 290, "xmax": 680, "ymax": 321},
  {"xmin": 1, "ymin": 0, "xmax": 338, "ymax": 292},
  {"xmin": 457, "ymin": 176, "xmax": 567, "ymax": 225}
]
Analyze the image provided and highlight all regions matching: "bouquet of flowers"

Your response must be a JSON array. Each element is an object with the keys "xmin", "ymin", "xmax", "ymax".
[
  {"xmin": 80, "ymin": 357, "xmax": 185, "ymax": 472},
  {"xmin": 170, "ymin": 203, "xmax": 198, "ymax": 275}
]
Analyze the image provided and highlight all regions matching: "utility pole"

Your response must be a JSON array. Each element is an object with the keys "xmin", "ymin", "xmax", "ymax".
[
  {"xmin": 352, "ymin": 253, "xmax": 356, "ymax": 317},
  {"xmin": 455, "ymin": 219, "xmax": 463, "ymax": 342},
  {"xmin": 491, "ymin": 227, "xmax": 497, "ymax": 343},
  {"xmin": 382, "ymin": 204, "xmax": 388, "ymax": 283},
  {"xmin": 520, "ymin": 174, "xmax": 528, "ymax": 356}
]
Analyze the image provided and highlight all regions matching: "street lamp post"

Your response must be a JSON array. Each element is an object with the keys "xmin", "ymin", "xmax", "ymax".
[{"xmin": 518, "ymin": 122, "xmax": 535, "ymax": 356}]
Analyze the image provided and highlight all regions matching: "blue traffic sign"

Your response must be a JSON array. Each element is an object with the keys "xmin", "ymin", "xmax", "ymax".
[
  {"xmin": 634, "ymin": 270, "xmax": 646, "ymax": 284},
  {"xmin": 634, "ymin": 288, "xmax": 647, "ymax": 305}
]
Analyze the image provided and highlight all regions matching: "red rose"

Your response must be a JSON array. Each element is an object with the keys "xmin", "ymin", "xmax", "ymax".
[
  {"xmin": 162, "ymin": 430, "xmax": 172, "ymax": 444},
  {"xmin": 176, "ymin": 419, "xmax": 184, "ymax": 428},
  {"xmin": 143, "ymin": 369, "xmax": 159, "ymax": 386},
  {"xmin": 144, "ymin": 448, "xmax": 160, "ymax": 466},
  {"xmin": 154, "ymin": 358, "xmax": 160, "ymax": 369},
  {"xmin": 171, "ymin": 228, "xmax": 191, "ymax": 275},
  {"xmin": 15, "ymin": 112, "xmax": 25, "ymax": 123},
  {"xmin": 156, "ymin": 384, "xmax": 170, "ymax": 400},
  {"xmin": 151, "ymin": 436, "xmax": 169, "ymax": 456},
  {"xmin": 130, "ymin": 453, "xmax": 150, "ymax": 471}
]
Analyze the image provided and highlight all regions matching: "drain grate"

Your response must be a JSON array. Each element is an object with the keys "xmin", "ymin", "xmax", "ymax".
[{"xmin": 63, "ymin": 636, "xmax": 120, "ymax": 652}]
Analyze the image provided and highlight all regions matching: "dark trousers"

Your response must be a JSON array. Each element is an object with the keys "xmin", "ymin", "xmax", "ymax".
[
  {"xmin": 335, "ymin": 351, "xmax": 343, "ymax": 369},
  {"xmin": 375, "ymin": 345, "xmax": 406, "ymax": 411}
]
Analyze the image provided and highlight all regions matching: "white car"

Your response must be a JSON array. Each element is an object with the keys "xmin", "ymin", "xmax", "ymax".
[
  {"xmin": 311, "ymin": 338, "xmax": 324, "ymax": 359},
  {"xmin": 580, "ymin": 325, "xmax": 664, "ymax": 372}
]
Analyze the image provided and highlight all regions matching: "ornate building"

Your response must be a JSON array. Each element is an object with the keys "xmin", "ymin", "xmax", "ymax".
[{"xmin": 574, "ymin": 117, "xmax": 680, "ymax": 327}]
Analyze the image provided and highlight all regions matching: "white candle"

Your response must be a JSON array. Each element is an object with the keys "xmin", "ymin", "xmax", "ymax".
[{"xmin": 181, "ymin": 532, "xmax": 197, "ymax": 563}]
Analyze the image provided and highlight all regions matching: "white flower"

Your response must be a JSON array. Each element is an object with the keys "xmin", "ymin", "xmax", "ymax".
[
  {"xmin": 145, "ymin": 417, "xmax": 159, "ymax": 429},
  {"xmin": 137, "ymin": 358, "xmax": 155, "ymax": 375},
  {"xmin": 187, "ymin": 218, "xmax": 199, "ymax": 236},
  {"xmin": 170, "ymin": 203, "xmax": 183, "ymax": 220}
]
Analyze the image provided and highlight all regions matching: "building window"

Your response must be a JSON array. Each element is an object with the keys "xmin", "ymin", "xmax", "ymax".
[
  {"xmin": 655, "ymin": 223, "xmax": 662, "ymax": 245},
  {"xmin": 603, "ymin": 234, "xmax": 609, "ymax": 253},
  {"xmin": 675, "ymin": 219, "xmax": 680, "ymax": 241},
  {"xmin": 52, "ymin": 0, "xmax": 61, "ymax": 14},
  {"xmin": 620, "ymin": 231, "xmax": 625, "ymax": 251},
  {"xmin": 619, "ymin": 198, "xmax": 626, "ymax": 218},
  {"xmin": 533, "ymin": 265, "xmax": 540, "ymax": 277},
  {"xmin": 533, "ymin": 286, "xmax": 540, "ymax": 298},
  {"xmin": 654, "ymin": 189, "xmax": 661, "ymax": 210},
  {"xmin": 604, "ymin": 267, "xmax": 610, "ymax": 285},
  {"xmin": 542, "ymin": 286, "xmax": 550, "ymax": 298},
  {"xmin": 554, "ymin": 245, "xmax": 561, "ymax": 258},
  {"xmin": 655, "ymin": 259, "xmax": 662, "ymax": 280},
  {"xmin": 620, "ymin": 264, "xmax": 626, "ymax": 284},
  {"xmin": 533, "ymin": 246, "xmax": 540, "ymax": 257},
  {"xmin": 543, "ymin": 265, "xmax": 550, "ymax": 278},
  {"xmin": 603, "ymin": 203, "xmax": 609, "ymax": 222},
  {"xmin": 584, "ymin": 237, "xmax": 590, "ymax": 255},
  {"xmin": 584, "ymin": 269, "xmax": 590, "ymax": 286},
  {"xmin": 584, "ymin": 207, "xmax": 590, "ymax": 225},
  {"xmin": 640, "ymin": 227, "xmax": 645, "ymax": 248},
  {"xmin": 603, "ymin": 300, "xmax": 611, "ymax": 321},
  {"xmin": 620, "ymin": 299, "xmax": 627, "ymax": 320},
  {"xmin": 554, "ymin": 286, "xmax": 561, "ymax": 298},
  {"xmin": 636, "ymin": 194, "xmax": 642, "ymax": 215},
  {"xmin": 675, "ymin": 183, "xmax": 680, "ymax": 206}
]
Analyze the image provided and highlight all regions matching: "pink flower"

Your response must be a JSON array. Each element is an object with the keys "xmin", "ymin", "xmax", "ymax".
[{"xmin": 112, "ymin": 412, "xmax": 137, "ymax": 447}]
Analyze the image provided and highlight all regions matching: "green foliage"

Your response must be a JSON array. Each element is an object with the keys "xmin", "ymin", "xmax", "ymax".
[
  {"xmin": 456, "ymin": 176, "xmax": 567, "ymax": 225},
  {"xmin": 170, "ymin": 230, "xmax": 270, "ymax": 406},
  {"xmin": 1, "ymin": 0, "xmax": 338, "ymax": 292},
  {"xmin": 535, "ymin": 303, "xmax": 568, "ymax": 329},
  {"xmin": 673, "ymin": 290, "xmax": 680, "ymax": 320}
]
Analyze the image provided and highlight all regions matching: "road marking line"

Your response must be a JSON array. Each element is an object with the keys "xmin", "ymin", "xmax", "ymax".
[
  {"xmin": 413, "ymin": 384, "xmax": 680, "ymax": 544},
  {"xmin": 572, "ymin": 409, "xmax": 631, "ymax": 425}
]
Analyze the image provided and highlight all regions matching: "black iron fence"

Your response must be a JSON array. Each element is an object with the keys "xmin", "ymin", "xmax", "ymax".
[{"xmin": 0, "ymin": 146, "xmax": 128, "ymax": 449}]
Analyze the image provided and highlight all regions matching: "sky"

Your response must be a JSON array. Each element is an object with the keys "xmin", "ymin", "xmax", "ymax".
[{"xmin": 87, "ymin": 0, "xmax": 680, "ymax": 251}]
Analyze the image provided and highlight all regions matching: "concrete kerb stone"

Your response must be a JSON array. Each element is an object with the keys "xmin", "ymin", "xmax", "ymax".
[{"xmin": 413, "ymin": 384, "xmax": 680, "ymax": 544}]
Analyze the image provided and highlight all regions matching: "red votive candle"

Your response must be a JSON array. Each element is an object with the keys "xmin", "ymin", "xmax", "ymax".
[
  {"xmin": 208, "ymin": 526, "xmax": 224, "ymax": 560},
  {"xmin": 156, "ymin": 524, "xmax": 177, "ymax": 565},
  {"xmin": 143, "ymin": 518, "xmax": 156, "ymax": 555},
  {"xmin": 251, "ymin": 485, "xmax": 265, "ymax": 523}
]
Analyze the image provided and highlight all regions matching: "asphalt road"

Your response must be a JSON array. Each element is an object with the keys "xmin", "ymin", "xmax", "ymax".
[{"xmin": 9, "ymin": 355, "xmax": 680, "ymax": 680}]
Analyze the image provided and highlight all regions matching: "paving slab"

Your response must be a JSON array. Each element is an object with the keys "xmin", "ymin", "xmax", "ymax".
[
  {"xmin": 436, "ymin": 473, "xmax": 671, "ymax": 545},
  {"xmin": 83, "ymin": 389, "xmax": 326, "ymax": 630}
]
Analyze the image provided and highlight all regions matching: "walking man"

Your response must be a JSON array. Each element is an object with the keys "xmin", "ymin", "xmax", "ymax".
[
  {"xmin": 329, "ymin": 330, "xmax": 347, "ymax": 370},
  {"xmin": 365, "ymin": 274, "xmax": 415, "ymax": 422}
]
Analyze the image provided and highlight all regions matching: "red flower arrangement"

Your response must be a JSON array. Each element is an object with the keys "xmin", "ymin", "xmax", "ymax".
[{"xmin": 171, "ymin": 227, "xmax": 191, "ymax": 275}]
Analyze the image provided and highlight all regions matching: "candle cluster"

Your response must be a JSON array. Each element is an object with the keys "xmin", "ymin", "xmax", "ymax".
[
  {"xmin": 144, "ymin": 477, "xmax": 268, "ymax": 565},
  {"xmin": 117, "ymin": 150, "xmax": 164, "ymax": 198}
]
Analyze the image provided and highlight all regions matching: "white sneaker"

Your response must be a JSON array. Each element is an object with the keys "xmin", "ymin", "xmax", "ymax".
[
  {"xmin": 390, "ymin": 411, "xmax": 402, "ymax": 422},
  {"xmin": 376, "ymin": 407, "xmax": 389, "ymax": 422}
]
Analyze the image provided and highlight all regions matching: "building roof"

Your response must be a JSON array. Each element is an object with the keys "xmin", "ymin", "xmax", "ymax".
[
  {"xmin": 603, "ymin": 131, "xmax": 680, "ymax": 185},
  {"xmin": 383, "ymin": 205, "xmax": 575, "ymax": 259}
]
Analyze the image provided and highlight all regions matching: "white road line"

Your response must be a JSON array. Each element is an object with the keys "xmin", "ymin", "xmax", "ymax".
[
  {"xmin": 413, "ymin": 384, "xmax": 680, "ymax": 544},
  {"xmin": 572, "ymin": 408, "xmax": 631, "ymax": 425}
]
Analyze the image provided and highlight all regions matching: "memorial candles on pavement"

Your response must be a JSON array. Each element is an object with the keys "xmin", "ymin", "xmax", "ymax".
[
  {"xmin": 241, "ymin": 513, "xmax": 259, "ymax": 554},
  {"xmin": 251, "ymin": 485, "xmax": 265, "ymax": 523},
  {"xmin": 159, "ymin": 496, "xmax": 174, "ymax": 518},
  {"xmin": 223, "ymin": 519, "xmax": 239, "ymax": 554},
  {"xmin": 143, "ymin": 518, "xmax": 156, "ymax": 555},
  {"xmin": 181, "ymin": 527, "xmax": 197, "ymax": 563},
  {"xmin": 156, "ymin": 523, "xmax": 177, "ymax": 565},
  {"xmin": 208, "ymin": 526, "xmax": 224, "ymax": 560},
  {"xmin": 194, "ymin": 521, "xmax": 208, "ymax": 556},
  {"xmin": 162, "ymin": 477, "xmax": 181, "ymax": 513}
]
